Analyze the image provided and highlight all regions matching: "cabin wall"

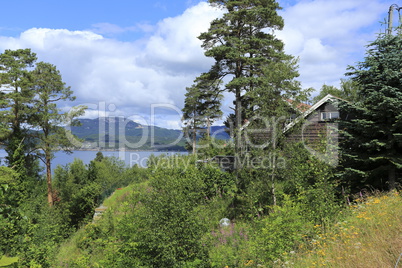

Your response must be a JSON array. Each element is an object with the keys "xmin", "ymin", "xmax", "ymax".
[{"xmin": 287, "ymin": 102, "xmax": 339, "ymax": 149}]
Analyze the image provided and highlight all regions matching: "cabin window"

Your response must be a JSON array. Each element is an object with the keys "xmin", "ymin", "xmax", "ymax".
[
  {"xmin": 285, "ymin": 114, "xmax": 297, "ymax": 125},
  {"xmin": 321, "ymin": 111, "xmax": 339, "ymax": 120}
]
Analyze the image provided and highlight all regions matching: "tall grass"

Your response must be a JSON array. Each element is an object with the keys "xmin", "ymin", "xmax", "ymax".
[
  {"xmin": 102, "ymin": 182, "xmax": 146, "ymax": 208},
  {"xmin": 289, "ymin": 191, "xmax": 402, "ymax": 267}
]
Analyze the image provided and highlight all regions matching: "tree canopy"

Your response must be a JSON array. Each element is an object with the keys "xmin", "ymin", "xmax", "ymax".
[
  {"xmin": 0, "ymin": 49, "xmax": 37, "ymax": 170},
  {"xmin": 0, "ymin": 49, "xmax": 85, "ymax": 206},
  {"xmin": 182, "ymin": 73, "xmax": 223, "ymax": 154},
  {"xmin": 311, "ymin": 79, "xmax": 360, "ymax": 104},
  {"xmin": 198, "ymin": 0, "xmax": 309, "ymax": 155},
  {"xmin": 341, "ymin": 33, "xmax": 402, "ymax": 190}
]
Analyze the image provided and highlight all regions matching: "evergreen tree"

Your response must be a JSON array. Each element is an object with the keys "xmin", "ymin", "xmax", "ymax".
[
  {"xmin": 182, "ymin": 84, "xmax": 204, "ymax": 155},
  {"xmin": 0, "ymin": 92, "xmax": 8, "ymax": 141},
  {"xmin": 30, "ymin": 62, "xmax": 86, "ymax": 206},
  {"xmin": 0, "ymin": 49, "xmax": 37, "ymax": 170},
  {"xmin": 199, "ymin": 0, "xmax": 307, "ymax": 158},
  {"xmin": 196, "ymin": 73, "xmax": 223, "ymax": 138},
  {"xmin": 182, "ymin": 73, "xmax": 223, "ymax": 154},
  {"xmin": 342, "ymin": 33, "xmax": 402, "ymax": 190}
]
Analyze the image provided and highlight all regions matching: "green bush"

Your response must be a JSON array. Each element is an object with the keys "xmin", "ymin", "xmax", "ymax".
[
  {"xmin": 117, "ymin": 161, "xmax": 211, "ymax": 267},
  {"xmin": 250, "ymin": 196, "xmax": 309, "ymax": 265}
]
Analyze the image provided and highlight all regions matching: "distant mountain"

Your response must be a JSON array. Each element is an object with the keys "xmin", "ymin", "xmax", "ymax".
[
  {"xmin": 69, "ymin": 117, "xmax": 186, "ymax": 151},
  {"xmin": 68, "ymin": 117, "xmax": 230, "ymax": 151},
  {"xmin": 210, "ymin": 126, "xmax": 231, "ymax": 140}
]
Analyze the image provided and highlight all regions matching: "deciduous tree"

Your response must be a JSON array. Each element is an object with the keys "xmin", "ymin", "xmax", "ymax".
[{"xmin": 311, "ymin": 79, "xmax": 360, "ymax": 104}]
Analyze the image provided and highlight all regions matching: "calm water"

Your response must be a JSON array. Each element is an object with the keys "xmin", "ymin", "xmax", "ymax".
[{"xmin": 0, "ymin": 149, "xmax": 187, "ymax": 169}]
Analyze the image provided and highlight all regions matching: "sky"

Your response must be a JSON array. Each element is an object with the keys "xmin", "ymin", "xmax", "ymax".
[{"xmin": 0, "ymin": 0, "xmax": 398, "ymax": 129}]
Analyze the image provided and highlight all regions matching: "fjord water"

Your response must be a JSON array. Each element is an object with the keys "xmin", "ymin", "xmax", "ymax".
[{"xmin": 0, "ymin": 150, "xmax": 187, "ymax": 168}]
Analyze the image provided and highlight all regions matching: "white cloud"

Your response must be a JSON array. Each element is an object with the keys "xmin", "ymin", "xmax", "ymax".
[
  {"xmin": 140, "ymin": 2, "xmax": 221, "ymax": 74},
  {"xmin": 301, "ymin": 38, "xmax": 337, "ymax": 64},
  {"xmin": 0, "ymin": 0, "xmax": 394, "ymax": 128},
  {"xmin": 277, "ymin": 0, "xmax": 392, "ymax": 91},
  {"xmin": 0, "ymin": 2, "xmax": 222, "ymax": 129}
]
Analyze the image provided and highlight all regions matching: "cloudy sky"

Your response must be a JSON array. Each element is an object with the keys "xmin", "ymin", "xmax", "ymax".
[{"xmin": 0, "ymin": 0, "xmax": 396, "ymax": 129}]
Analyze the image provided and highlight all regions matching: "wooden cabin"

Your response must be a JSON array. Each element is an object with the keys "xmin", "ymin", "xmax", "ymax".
[
  {"xmin": 284, "ymin": 94, "xmax": 345, "ymax": 150},
  {"xmin": 200, "ymin": 94, "xmax": 347, "ymax": 170}
]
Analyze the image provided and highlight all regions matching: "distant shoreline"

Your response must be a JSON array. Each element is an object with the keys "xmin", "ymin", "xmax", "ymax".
[{"xmin": 71, "ymin": 148, "xmax": 187, "ymax": 153}]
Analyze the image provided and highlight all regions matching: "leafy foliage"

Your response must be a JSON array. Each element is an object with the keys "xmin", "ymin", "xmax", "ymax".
[
  {"xmin": 53, "ymin": 155, "xmax": 132, "ymax": 228},
  {"xmin": 311, "ymin": 79, "xmax": 361, "ymax": 104},
  {"xmin": 0, "ymin": 167, "xmax": 26, "ymax": 256}
]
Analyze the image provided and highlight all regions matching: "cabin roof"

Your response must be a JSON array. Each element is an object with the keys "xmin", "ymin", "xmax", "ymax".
[
  {"xmin": 285, "ymin": 98, "xmax": 312, "ymax": 113},
  {"xmin": 284, "ymin": 94, "xmax": 344, "ymax": 132}
]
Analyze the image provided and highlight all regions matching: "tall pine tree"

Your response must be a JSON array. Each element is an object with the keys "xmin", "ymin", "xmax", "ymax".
[
  {"xmin": 30, "ymin": 62, "xmax": 86, "ymax": 206},
  {"xmin": 198, "ymin": 0, "xmax": 307, "ymax": 159},
  {"xmin": 0, "ymin": 49, "xmax": 37, "ymax": 172}
]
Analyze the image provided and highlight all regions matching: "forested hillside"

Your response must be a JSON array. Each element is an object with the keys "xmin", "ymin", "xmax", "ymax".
[
  {"xmin": 70, "ymin": 117, "xmax": 187, "ymax": 151},
  {"xmin": 68, "ymin": 117, "xmax": 230, "ymax": 151}
]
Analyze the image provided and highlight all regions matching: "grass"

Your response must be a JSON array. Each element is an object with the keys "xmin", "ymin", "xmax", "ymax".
[
  {"xmin": 102, "ymin": 183, "xmax": 137, "ymax": 208},
  {"xmin": 0, "ymin": 255, "xmax": 18, "ymax": 267},
  {"xmin": 288, "ymin": 191, "xmax": 402, "ymax": 267},
  {"xmin": 54, "ymin": 181, "xmax": 150, "ymax": 267}
]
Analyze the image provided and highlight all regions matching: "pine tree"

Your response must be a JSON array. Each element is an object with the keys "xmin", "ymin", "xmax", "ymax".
[
  {"xmin": 182, "ymin": 84, "xmax": 204, "ymax": 155},
  {"xmin": 0, "ymin": 49, "xmax": 37, "ymax": 171},
  {"xmin": 182, "ymin": 74, "xmax": 223, "ymax": 154},
  {"xmin": 194, "ymin": 72, "xmax": 223, "ymax": 138},
  {"xmin": 199, "ymin": 0, "xmax": 307, "ymax": 158},
  {"xmin": 30, "ymin": 62, "xmax": 86, "ymax": 206},
  {"xmin": 342, "ymin": 33, "xmax": 402, "ymax": 190}
]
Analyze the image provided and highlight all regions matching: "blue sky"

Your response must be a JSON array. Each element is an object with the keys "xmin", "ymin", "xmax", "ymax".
[
  {"xmin": 1, "ymin": 1, "xmax": 197, "ymax": 40},
  {"xmin": 0, "ymin": 0, "xmax": 398, "ymax": 129}
]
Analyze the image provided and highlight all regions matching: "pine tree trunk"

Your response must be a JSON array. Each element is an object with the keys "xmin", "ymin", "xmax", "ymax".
[
  {"xmin": 235, "ymin": 86, "xmax": 242, "ymax": 169},
  {"xmin": 207, "ymin": 118, "xmax": 211, "ymax": 138},
  {"xmin": 46, "ymin": 149, "xmax": 53, "ymax": 206},
  {"xmin": 192, "ymin": 126, "xmax": 196, "ymax": 155}
]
